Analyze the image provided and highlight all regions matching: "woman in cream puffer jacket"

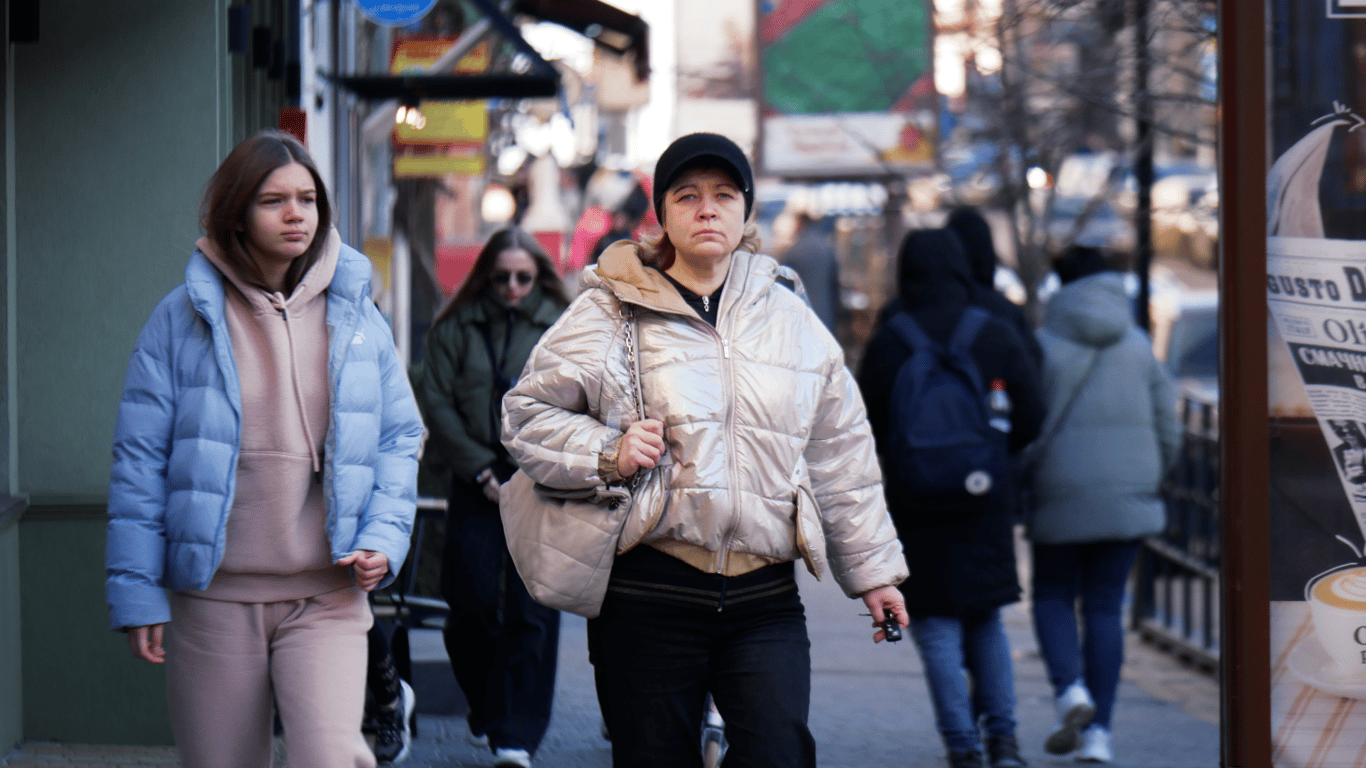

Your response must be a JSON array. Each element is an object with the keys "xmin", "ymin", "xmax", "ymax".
[
  {"xmin": 501, "ymin": 131, "xmax": 906, "ymax": 767},
  {"xmin": 505, "ymin": 244, "xmax": 906, "ymax": 590}
]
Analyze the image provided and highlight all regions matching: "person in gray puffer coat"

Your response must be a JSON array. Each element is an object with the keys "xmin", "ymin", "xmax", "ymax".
[{"xmin": 1025, "ymin": 246, "xmax": 1182, "ymax": 764}]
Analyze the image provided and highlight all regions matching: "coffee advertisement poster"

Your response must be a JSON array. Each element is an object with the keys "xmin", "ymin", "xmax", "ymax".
[{"xmin": 1269, "ymin": 1, "xmax": 1366, "ymax": 763}]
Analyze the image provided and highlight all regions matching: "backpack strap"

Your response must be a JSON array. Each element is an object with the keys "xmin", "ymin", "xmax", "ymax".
[
  {"xmin": 887, "ymin": 311, "xmax": 937, "ymax": 354},
  {"xmin": 888, "ymin": 307, "xmax": 992, "ymax": 391},
  {"xmin": 948, "ymin": 306, "xmax": 992, "ymax": 353},
  {"xmin": 948, "ymin": 307, "xmax": 991, "ymax": 394}
]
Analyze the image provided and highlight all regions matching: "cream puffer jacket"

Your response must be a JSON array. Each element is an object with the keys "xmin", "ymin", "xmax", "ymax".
[{"xmin": 502, "ymin": 243, "xmax": 907, "ymax": 598}]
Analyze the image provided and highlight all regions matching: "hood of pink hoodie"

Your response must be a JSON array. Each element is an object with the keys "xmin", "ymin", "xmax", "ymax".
[
  {"xmin": 198, "ymin": 230, "xmax": 340, "ymax": 473},
  {"xmin": 194, "ymin": 230, "xmax": 352, "ymax": 600}
]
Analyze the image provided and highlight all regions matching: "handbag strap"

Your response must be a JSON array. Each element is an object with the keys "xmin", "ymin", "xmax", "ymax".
[
  {"xmin": 1028, "ymin": 346, "xmax": 1103, "ymax": 467},
  {"xmin": 617, "ymin": 300, "xmax": 652, "ymax": 493},
  {"xmin": 620, "ymin": 301, "xmax": 645, "ymax": 422}
]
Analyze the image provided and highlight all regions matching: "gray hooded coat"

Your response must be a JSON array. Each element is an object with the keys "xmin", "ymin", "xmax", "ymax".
[{"xmin": 1027, "ymin": 272, "xmax": 1183, "ymax": 544}]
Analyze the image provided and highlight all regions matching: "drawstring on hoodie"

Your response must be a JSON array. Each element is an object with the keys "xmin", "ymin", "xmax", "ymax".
[{"xmin": 270, "ymin": 292, "xmax": 323, "ymax": 480}]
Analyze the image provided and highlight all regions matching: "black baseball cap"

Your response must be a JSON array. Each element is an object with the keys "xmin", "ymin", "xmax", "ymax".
[{"xmin": 652, "ymin": 133, "xmax": 754, "ymax": 220}]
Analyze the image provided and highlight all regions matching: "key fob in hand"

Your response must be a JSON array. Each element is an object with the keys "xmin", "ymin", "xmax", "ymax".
[{"xmin": 883, "ymin": 616, "xmax": 902, "ymax": 643}]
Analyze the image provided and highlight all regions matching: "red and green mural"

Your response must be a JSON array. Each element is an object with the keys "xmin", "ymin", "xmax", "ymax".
[{"xmin": 760, "ymin": 0, "xmax": 932, "ymax": 115}]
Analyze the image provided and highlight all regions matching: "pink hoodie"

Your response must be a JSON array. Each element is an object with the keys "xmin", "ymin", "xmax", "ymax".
[{"xmin": 193, "ymin": 231, "xmax": 355, "ymax": 602}]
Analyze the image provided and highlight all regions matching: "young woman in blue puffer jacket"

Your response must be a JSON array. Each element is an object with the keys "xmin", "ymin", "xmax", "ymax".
[{"xmin": 104, "ymin": 130, "xmax": 424, "ymax": 768}]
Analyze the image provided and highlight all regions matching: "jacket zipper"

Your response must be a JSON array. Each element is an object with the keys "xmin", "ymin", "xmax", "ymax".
[
  {"xmin": 612, "ymin": 276, "xmax": 746, "ymax": 573},
  {"xmin": 715, "ymin": 323, "xmax": 741, "ymax": 575}
]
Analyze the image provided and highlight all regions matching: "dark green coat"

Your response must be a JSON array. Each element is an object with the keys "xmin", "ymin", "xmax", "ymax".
[{"xmin": 418, "ymin": 287, "xmax": 566, "ymax": 487}]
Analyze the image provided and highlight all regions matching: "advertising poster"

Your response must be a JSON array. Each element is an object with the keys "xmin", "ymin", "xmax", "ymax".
[
  {"xmin": 758, "ymin": 0, "xmax": 936, "ymax": 176},
  {"xmin": 1268, "ymin": 1, "xmax": 1366, "ymax": 764}
]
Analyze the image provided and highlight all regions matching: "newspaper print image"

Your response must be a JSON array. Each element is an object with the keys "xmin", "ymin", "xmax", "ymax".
[
  {"xmin": 1266, "ymin": 103, "xmax": 1366, "ymax": 564},
  {"xmin": 1267, "ymin": 105, "xmax": 1366, "ymax": 765},
  {"xmin": 1329, "ymin": 419, "xmax": 1366, "ymax": 500}
]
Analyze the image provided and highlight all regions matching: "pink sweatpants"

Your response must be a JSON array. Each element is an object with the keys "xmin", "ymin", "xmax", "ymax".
[{"xmin": 166, "ymin": 587, "xmax": 376, "ymax": 768}]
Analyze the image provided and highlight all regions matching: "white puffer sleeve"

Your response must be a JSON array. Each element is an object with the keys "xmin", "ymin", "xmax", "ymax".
[{"xmin": 806, "ymin": 358, "xmax": 909, "ymax": 597}]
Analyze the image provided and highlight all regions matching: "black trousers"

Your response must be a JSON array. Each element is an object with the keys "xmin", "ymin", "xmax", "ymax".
[
  {"xmin": 441, "ymin": 482, "xmax": 560, "ymax": 753},
  {"xmin": 588, "ymin": 546, "xmax": 816, "ymax": 768}
]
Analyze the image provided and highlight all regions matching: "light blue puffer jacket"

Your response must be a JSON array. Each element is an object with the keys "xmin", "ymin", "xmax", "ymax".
[{"xmin": 105, "ymin": 240, "xmax": 424, "ymax": 630}]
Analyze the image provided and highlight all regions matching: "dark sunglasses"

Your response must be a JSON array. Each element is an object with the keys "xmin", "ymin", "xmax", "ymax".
[{"xmin": 492, "ymin": 270, "xmax": 534, "ymax": 287}]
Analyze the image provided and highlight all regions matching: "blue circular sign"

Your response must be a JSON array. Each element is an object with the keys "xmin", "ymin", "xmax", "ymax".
[{"xmin": 356, "ymin": 0, "xmax": 438, "ymax": 27}]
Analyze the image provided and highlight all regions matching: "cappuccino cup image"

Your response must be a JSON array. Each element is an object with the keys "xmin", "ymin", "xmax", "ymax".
[{"xmin": 1307, "ymin": 564, "xmax": 1366, "ymax": 678}]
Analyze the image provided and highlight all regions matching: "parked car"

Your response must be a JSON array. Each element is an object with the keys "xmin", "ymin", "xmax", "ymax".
[
  {"xmin": 941, "ymin": 141, "xmax": 1020, "ymax": 207},
  {"xmin": 1150, "ymin": 174, "xmax": 1218, "ymax": 270},
  {"xmin": 1038, "ymin": 153, "xmax": 1218, "ymax": 261},
  {"xmin": 1150, "ymin": 287, "xmax": 1219, "ymax": 425},
  {"xmin": 1035, "ymin": 152, "xmax": 1134, "ymax": 251}
]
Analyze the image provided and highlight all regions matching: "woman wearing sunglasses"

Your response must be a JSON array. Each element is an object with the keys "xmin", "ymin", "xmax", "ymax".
[{"xmin": 417, "ymin": 226, "xmax": 570, "ymax": 768}]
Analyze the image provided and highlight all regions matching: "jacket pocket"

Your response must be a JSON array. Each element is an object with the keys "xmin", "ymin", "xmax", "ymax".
[{"xmin": 793, "ymin": 479, "xmax": 826, "ymax": 580}]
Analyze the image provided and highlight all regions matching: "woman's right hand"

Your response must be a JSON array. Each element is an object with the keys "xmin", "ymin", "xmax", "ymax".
[
  {"xmin": 476, "ymin": 467, "xmax": 501, "ymax": 502},
  {"xmin": 128, "ymin": 623, "xmax": 166, "ymax": 664},
  {"xmin": 617, "ymin": 418, "xmax": 665, "ymax": 478}
]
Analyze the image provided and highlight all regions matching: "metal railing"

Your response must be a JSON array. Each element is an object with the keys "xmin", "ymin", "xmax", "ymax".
[
  {"xmin": 1131, "ymin": 395, "xmax": 1221, "ymax": 673},
  {"xmin": 372, "ymin": 497, "xmax": 451, "ymax": 627}
]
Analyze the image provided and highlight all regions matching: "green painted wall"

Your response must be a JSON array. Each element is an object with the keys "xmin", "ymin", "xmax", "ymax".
[
  {"xmin": 0, "ymin": 519, "xmax": 21, "ymax": 753},
  {"xmin": 20, "ymin": 512, "xmax": 170, "ymax": 744},
  {"xmin": 1, "ymin": 4, "xmax": 19, "ymax": 752},
  {"xmin": 14, "ymin": 0, "xmax": 228, "ymax": 496},
  {"xmin": 11, "ymin": 0, "xmax": 235, "ymax": 744}
]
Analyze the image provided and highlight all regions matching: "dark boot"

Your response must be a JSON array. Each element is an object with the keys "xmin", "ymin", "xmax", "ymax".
[
  {"xmin": 949, "ymin": 750, "xmax": 986, "ymax": 768},
  {"xmin": 986, "ymin": 734, "xmax": 1027, "ymax": 768}
]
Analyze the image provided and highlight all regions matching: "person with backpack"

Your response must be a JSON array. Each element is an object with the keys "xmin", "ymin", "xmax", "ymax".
[
  {"xmin": 944, "ymin": 206, "xmax": 1043, "ymax": 367},
  {"xmin": 858, "ymin": 228, "xmax": 1044, "ymax": 768},
  {"xmin": 1023, "ymin": 246, "xmax": 1180, "ymax": 763}
]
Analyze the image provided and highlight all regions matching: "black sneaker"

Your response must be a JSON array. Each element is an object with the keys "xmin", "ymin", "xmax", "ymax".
[
  {"xmin": 949, "ymin": 749, "xmax": 986, "ymax": 768},
  {"xmin": 374, "ymin": 679, "xmax": 415, "ymax": 765},
  {"xmin": 986, "ymin": 734, "xmax": 1027, "ymax": 768}
]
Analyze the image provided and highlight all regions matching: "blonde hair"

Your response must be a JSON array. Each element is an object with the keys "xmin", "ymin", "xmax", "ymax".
[{"xmin": 637, "ymin": 218, "xmax": 762, "ymax": 270}]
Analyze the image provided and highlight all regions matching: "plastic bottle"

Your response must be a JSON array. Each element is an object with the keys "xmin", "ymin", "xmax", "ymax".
[{"xmin": 988, "ymin": 379, "xmax": 1012, "ymax": 433}]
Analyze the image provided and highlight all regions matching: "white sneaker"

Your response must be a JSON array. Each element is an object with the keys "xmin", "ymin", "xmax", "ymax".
[
  {"xmin": 493, "ymin": 747, "xmax": 532, "ymax": 768},
  {"xmin": 1045, "ymin": 680, "xmax": 1096, "ymax": 755},
  {"xmin": 465, "ymin": 721, "xmax": 488, "ymax": 748},
  {"xmin": 1075, "ymin": 724, "xmax": 1112, "ymax": 763}
]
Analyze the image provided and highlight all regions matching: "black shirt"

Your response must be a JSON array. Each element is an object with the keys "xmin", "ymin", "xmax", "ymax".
[{"xmin": 663, "ymin": 272, "xmax": 724, "ymax": 327}]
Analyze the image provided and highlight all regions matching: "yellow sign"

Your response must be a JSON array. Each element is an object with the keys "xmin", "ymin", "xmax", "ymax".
[
  {"xmin": 394, "ymin": 153, "xmax": 486, "ymax": 177},
  {"xmin": 390, "ymin": 38, "xmax": 490, "ymax": 74},
  {"xmin": 362, "ymin": 237, "xmax": 393, "ymax": 292},
  {"xmin": 394, "ymin": 101, "xmax": 488, "ymax": 146}
]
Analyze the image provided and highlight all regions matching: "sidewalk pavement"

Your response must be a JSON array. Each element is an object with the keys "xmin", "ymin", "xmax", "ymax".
[{"xmin": 2, "ymin": 567, "xmax": 1219, "ymax": 768}]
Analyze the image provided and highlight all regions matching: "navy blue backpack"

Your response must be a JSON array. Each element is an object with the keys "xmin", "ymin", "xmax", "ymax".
[{"xmin": 885, "ymin": 306, "xmax": 1010, "ymax": 502}]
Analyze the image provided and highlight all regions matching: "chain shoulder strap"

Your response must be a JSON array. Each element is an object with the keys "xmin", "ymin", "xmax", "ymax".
[
  {"xmin": 618, "ymin": 300, "xmax": 650, "ymax": 491},
  {"xmin": 618, "ymin": 301, "xmax": 643, "ymax": 420}
]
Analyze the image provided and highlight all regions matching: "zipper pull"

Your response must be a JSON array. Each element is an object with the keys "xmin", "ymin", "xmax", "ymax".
[{"xmin": 722, "ymin": 340, "xmax": 730, "ymax": 359}]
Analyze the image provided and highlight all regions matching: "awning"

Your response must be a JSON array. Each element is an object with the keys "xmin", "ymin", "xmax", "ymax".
[
  {"xmin": 334, "ymin": 74, "xmax": 558, "ymax": 101},
  {"xmin": 331, "ymin": 0, "xmax": 647, "ymax": 102},
  {"xmin": 511, "ymin": 0, "xmax": 649, "ymax": 80}
]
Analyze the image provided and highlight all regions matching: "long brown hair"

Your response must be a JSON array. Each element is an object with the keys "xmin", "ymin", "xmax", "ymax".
[
  {"xmin": 200, "ymin": 130, "xmax": 333, "ymax": 293},
  {"xmin": 433, "ymin": 227, "xmax": 569, "ymax": 326}
]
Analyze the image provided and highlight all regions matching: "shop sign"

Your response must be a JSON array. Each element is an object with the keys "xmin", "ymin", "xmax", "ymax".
[
  {"xmin": 357, "ymin": 0, "xmax": 438, "ymax": 27},
  {"xmin": 393, "ymin": 152, "xmax": 485, "ymax": 177}
]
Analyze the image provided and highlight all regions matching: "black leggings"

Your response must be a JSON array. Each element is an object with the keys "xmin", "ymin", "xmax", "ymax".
[{"xmin": 366, "ymin": 608, "xmax": 402, "ymax": 710}]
